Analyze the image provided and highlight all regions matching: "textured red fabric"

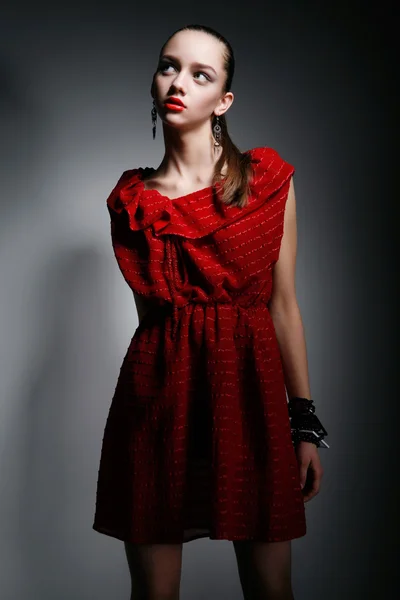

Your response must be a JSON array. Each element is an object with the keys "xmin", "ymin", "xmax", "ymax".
[{"xmin": 92, "ymin": 146, "xmax": 307, "ymax": 544}]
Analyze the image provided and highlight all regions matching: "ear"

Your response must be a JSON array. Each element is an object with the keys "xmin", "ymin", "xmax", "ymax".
[{"xmin": 216, "ymin": 91, "xmax": 234, "ymax": 117}]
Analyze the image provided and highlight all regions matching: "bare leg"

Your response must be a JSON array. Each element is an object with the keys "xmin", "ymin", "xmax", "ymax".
[
  {"xmin": 233, "ymin": 540, "xmax": 294, "ymax": 600},
  {"xmin": 123, "ymin": 541, "xmax": 183, "ymax": 600}
]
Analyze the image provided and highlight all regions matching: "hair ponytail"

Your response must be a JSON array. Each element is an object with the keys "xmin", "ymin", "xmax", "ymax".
[{"xmin": 211, "ymin": 112, "xmax": 253, "ymax": 208}]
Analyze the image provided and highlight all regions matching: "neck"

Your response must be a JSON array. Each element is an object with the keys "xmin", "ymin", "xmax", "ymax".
[{"xmin": 157, "ymin": 121, "xmax": 222, "ymax": 184}]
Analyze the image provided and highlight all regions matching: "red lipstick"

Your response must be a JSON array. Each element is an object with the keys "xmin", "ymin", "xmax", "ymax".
[{"xmin": 164, "ymin": 97, "xmax": 186, "ymax": 111}]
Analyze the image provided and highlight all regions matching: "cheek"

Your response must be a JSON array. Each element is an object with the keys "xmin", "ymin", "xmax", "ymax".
[
  {"xmin": 153, "ymin": 76, "xmax": 169, "ymax": 94},
  {"xmin": 193, "ymin": 91, "xmax": 219, "ymax": 113}
]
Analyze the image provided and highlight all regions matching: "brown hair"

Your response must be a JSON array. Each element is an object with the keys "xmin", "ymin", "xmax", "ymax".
[{"xmin": 156, "ymin": 24, "xmax": 254, "ymax": 208}]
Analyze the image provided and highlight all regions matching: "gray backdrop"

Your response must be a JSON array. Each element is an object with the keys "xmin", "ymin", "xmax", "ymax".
[{"xmin": 0, "ymin": 1, "xmax": 396, "ymax": 599}]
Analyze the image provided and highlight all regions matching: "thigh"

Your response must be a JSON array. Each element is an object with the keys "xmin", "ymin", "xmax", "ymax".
[
  {"xmin": 124, "ymin": 541, "xmax": 183, "ymax": 600},
  {"xmin": 233, "ymin": 540, "xmax": 293, "ymax": 600}
]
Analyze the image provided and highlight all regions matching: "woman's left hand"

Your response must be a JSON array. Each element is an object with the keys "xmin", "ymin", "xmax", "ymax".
[{"xmin": 295, "ymin": 441, "xmax": 324, "ymax": 502}]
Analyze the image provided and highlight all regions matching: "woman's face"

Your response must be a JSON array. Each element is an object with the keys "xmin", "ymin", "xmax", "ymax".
[{"xmin": 152, "ymin": 30, "xmax": 232, "ymax": 131}]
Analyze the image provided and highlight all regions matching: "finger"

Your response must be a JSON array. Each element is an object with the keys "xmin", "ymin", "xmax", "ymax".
[
  {"xmin": 304, "ymin": 492, "xmax": 316, "ymax": 503},
  {"xmin": 313, "ymin": 468, "xmax": 323, "ymax": 489},
  {"xmin": 299, "ymin": 463, "xmax": 310, "ymax": 489},
  {"xmin": 303, "ymin": 475, "xmax": 323, "ymax": 502},
  {"xmin": 303, "ymin": 488, "xmax": 317, "ymax": 502}
]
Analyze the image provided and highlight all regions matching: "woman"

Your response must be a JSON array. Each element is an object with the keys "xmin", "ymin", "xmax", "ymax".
[{"xmin": 93, "ymin": 24, "xmax": 329, "ymax": 600}]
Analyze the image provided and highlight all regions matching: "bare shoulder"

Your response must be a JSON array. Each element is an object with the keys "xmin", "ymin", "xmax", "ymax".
[{"xmin": 284, "ymin": 176, "xmax": 296, "ymax": 226}]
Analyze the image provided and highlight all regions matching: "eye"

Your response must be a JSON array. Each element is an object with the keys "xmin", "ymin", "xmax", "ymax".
[
  {"xmin": 158, "ymin": 63, "xmax": 210, "ymax": 81},
  {"xmin": 159, "ymin": 63, "xmax": 174, "ymax": 73},
  {"xmin": 194, "ymin": 71, "xmax": 210, "ymax": 82}
]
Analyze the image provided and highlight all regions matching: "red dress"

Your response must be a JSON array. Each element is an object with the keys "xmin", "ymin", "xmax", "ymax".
[{"xmin": 92, "ymin": 146, "xmax": 307, "ymax": 544}]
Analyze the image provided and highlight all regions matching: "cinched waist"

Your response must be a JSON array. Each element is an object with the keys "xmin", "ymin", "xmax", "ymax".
[
  {"xmin": 162, "ymin": 237, "xmax": 271, "ymax": 339},
  {"xmin": 158, "ymin": 299, "xmax": 270, "ymax": 341}
]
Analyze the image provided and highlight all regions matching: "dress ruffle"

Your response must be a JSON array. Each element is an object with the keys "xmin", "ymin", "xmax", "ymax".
[{"xmin": 106, "ymin": 147, "xmax": 294, "ymax": 239}]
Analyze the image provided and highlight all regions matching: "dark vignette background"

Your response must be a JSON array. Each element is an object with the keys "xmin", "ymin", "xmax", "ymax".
[{"xmin": 0, "ymin": 1, "xmax": 397, "ymax": 599}]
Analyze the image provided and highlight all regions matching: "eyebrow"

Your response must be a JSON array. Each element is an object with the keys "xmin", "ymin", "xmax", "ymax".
[{"xmin": 160, "ymin": 54, "xmax": 217, "ymax": 76}]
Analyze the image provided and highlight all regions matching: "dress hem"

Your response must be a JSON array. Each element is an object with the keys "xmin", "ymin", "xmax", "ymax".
[{"xmin": 92, "ymin": 523, "xmax": 307, "ymax": 545}]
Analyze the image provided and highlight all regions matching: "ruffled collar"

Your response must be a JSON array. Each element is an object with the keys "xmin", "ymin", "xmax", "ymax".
[{"xmin": 106, "ymin": 147, "xmax": 293, "ymax": 239}]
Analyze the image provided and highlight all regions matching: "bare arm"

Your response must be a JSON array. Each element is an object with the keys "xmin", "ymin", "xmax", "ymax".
[{"xmin": 268, "ymin": 177, "xmax": 312, "ymax": 400}]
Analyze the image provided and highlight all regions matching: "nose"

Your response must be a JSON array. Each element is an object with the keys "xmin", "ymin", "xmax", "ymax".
[{"xmin": 169, "ymin": 71, "xmax": 187, "ymax": 94}]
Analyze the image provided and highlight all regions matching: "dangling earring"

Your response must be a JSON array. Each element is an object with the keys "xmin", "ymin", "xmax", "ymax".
[
  {"xmin": 213, "ymin": 115, "xmax": 222, "ymax": 147},
  {"xmin": 151, "ymin": 100, "xmax": 157, "ymax": 139}
]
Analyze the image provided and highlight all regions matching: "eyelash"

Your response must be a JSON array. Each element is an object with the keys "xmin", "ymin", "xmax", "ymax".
[{"xmin": 158, "ymin": 63, "xmax": 210, "ymax": 81}]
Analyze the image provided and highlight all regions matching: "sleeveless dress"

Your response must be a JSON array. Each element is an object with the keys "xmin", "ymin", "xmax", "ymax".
[{"xmin": 92, "ymin": 146, "xmax": 307, "ymax": 544}]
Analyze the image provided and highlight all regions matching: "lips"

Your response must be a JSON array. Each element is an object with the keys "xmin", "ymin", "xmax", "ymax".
[{"xmin": 164, "ymin": 97, "xmax": 185, "ymax": 107}]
